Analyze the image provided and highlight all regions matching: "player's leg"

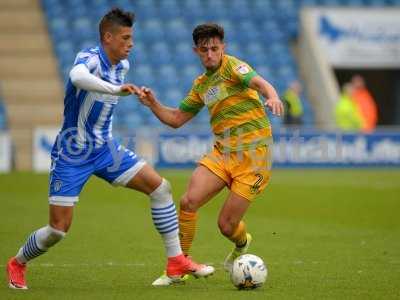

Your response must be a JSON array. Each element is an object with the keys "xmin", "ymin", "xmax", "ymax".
[
  {"xmin": 221, "ymin": 146, "xmax": 272, "ymax": 271},
  {"xmin": 124, "ymin": 164, "xmax": 215, "ymax": 282},
  {"xmin": 7, "ymin": 151, "xmax": 91, "ymax": 289},
  {"xmin": 218, "ymin": 191, "xmax": 252, "ymax": 271},
  {"xmin": 7, "ymin": 205, "xmax": 73, "ymax": 290},
  {"xmin": 124, "ymin": 164, "xmax": 183, "ymax": 259},
  {"xmin": 16, "ymin": 205, "xmax": 72, "ymax": 263},
  {"xmin": 179, "ymin": 165, "xmax": 227, "ymax": 255},
  {"xmin": 95, "ymin": 143, "xmax": 214, "ymax": 284}
]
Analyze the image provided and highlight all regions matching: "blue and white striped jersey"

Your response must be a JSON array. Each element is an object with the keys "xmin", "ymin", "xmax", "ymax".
[{"xmin": 59, "ymin": 45, "xmax": 129, "ymax": 152}]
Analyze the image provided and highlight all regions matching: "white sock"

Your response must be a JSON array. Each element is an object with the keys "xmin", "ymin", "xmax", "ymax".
[
  {"xmin": 150, "ymin": 179, "xmax": 183, "ymax": 258},
  {"xmin": 16, "ymin": 225, "xmax": 66, "ymax": 264}
]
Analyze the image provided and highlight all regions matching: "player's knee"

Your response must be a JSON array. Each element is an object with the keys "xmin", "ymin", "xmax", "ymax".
[
  {"xmin": 158, "ymin": 178, "xmax": 172, "ymax": 195},
  {"xmin": 218, "ymin": 218, "xmax": 235, "ymax": 237},
  {"xmin": 45, "ymin": 226, "xmax": 66, "ymax": 247},
  {"xmin": 36, "ymin": 225, "xmax": 66, "ymax": 249},
  {"xmin": 180, "ymin": 194, "xmax": 199, "ymax": 212},
  {"xmin": 150, "ymin": 178, "xmax": 172, "ymax": 202}
]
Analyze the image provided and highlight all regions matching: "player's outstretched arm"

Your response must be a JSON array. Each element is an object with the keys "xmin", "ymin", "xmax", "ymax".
[
  {"xmin": 70, "ymin": 64, "xmax": 141, "ymax": 97},
  {"xmin": 137, "ymin": 86, "xmax": 194, "ymax": 128},
  {"xmin": 249, "ymin": 76, "xmax": 284, "ymax": 116}
]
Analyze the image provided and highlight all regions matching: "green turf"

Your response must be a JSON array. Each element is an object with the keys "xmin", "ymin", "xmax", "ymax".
[{"xmin": 0, "ymin": 169, "xmax": 399, "ymax": 300}]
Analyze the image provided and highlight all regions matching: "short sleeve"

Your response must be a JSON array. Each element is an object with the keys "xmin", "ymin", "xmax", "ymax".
[
  {"xmin": 179, "ymin": 84, "xmax": 204, "ymax": 115},
  {"xmin": 227, "ymin": 57, "xmax": 258, "ymax": 87}
]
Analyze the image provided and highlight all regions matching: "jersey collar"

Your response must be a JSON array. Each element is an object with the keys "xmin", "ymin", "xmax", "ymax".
[{"xmin": 99, "ymin": 45, "xmax": 112, "ymax": 69}]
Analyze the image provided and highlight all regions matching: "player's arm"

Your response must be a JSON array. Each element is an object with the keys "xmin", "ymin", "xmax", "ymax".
[
  {"xmin": 138, "ymin": 87, "xmax": 194, "ymax": 128},
  {"xmin": 69, "ymin": 64, "xmax": 140, "ymax": 96},
  {"xmin": 249, "ymin": 75, "xmax": 284, "ymax": 116}
]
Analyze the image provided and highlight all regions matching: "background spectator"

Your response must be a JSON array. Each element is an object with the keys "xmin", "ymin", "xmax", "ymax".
[
  {"xmin": 335, "ymin": 83, "xmax": 363, "ymax": 132},
  {"xmin": 351, "ymin": 75, "xmax": 378, "ymax": 132},
  {"xmin": 283, "ymin": 81, "xmax": 304, "ymax": 126}
]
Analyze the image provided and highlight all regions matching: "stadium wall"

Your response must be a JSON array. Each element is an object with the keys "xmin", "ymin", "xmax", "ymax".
[
  {"xmin": 298, "ymin": 7, "xmax": 340, "ymax": 130},
  {"xmin": 32, "ymin": 127, "xmax": 400, "ymax": 172}
]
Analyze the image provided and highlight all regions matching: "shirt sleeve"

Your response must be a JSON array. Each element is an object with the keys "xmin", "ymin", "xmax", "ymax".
[
  {"xmin": 69, "ymin": 64, "xmax": 122, "ymax": 95},
  {"xmin": 227, "ymin": 58, "xmax": 258, "ymax": 87},
  {"xmin": 179, "ymin": 84, "xmax": 204, "ymax": 115}
]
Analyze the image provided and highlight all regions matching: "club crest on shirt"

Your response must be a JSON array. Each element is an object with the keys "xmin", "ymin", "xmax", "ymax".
[
  {"xmin": 236, "ymin": 64, "xmax": 250, "ymax": 75},
  {"xmin": 54, "ymin": 180, "xmax": 63, "ymax": 192},
  {"xmin": 204, "ymin": 86, "xmax": 220, "ymax": 104}
]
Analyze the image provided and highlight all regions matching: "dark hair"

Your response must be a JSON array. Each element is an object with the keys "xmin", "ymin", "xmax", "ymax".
[
  {"xmin": 99, "ymin": 7, "xmax": 135, "ymax": 41},
  {"xmin": 192, "ymin": 23, "xmax": 224, "ymax": 46}
]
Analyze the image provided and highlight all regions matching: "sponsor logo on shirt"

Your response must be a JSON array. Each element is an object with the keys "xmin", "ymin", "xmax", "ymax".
[
  {"xmin": 236, "ymin": 64, "xmax": 250, "ymax": 75},
  {"xmin": 204, "ymin": 86, "xmax": 220, "ymax": 104}
]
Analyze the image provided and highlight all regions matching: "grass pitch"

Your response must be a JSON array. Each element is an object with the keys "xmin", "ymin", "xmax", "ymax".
[{"xmin": 1, "ymin": 169, "xmax": 399, "ymax": 299}]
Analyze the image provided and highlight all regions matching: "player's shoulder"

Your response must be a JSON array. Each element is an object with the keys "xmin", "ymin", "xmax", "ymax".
[
  {"xmin": 223, "ymin": 54, "xmax": 253, "ymax": 77},
  {"xmin": 77, "ymin": 46, "xmax": 100, "ymax": 58},
  {"xmin": 75, "ymin": 46, "xmax": 100, "ymax": 65},
  {"xmin": 224, "ymin": 54, "xmax": 249, "ymax": 69},
  {"xmin": 193, "ymin": 72, "xmax": 208, "ymax": 86}
]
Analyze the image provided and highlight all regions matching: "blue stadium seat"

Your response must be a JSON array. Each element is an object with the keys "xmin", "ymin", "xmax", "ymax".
[
  {"xmin": 179, "ymin": 65, "xmax": 202, "ymax": 91},
  {"xmin": 72, "ymin": 17, "xmax": 93, "ymax": 33},
  {"xmin": 129, "ymin": 64, "xmax": 155, "ymax": 87},
  {"xmin": 158, "ymin": 0, "xmax": 181, "ymax": 20},
  {"xmin": 165, "ymin": 19, "xmax": 191, "ymax": 43},
  {"xmin": 149, "ymin": 42, "xmax": 173, "ymax": 65},
  {"xmin": 228, "ymin": 4, "xmax": 252, "ymax": 20},
  {"xmin": 346, "ymin": 0, "xmax": 365, "ymax": 5},
  {"xmin": 227, "ymin": 42, "xmax": 245, "ymax": 60},
  {"xmin": 172, "ymin": 42, "xmax": 197, "ymax": 67},
  {"xmin": 182, "ymin": 1, "xmax": 206, "ymax": 23},
  {"xmin": 244, "ymin": 43, "xmax": 269, "ymax": 66},
  {"xmin": 164, "ymin": 88, "xmax": 184, "ymax": 107},
  {"xmin": 180, "ymin": 64, "xmax": 203, "ymax": 79},
  {"xmin": 157, "ymin": 64, "xmax": 179, "ymax": 90},
  {"xmin": 48, "ymin": 18, "xmax": 70, "ymax": 41},
  {"xmin": 365, "ymin": 0, "xmax": 388, "ymax": 5},
  {"xmin": 253, "ymin": 65, "xmax": 274, "ymax": 80},
  {"xmin": 204, "ymin": 0, "xmax": 229, "ymax": 19},
  {"xmin": 131, "ymin": 41, "xmax": 149, "ymax": 65},
  {"xmin": 321, "ymin": 0, "xmax": 344, "ymax": 6},
  {"xmin": 301, "ymin": 0, "xmax": 320, "ymax": 6},
  {"xmin": 235, "ymin": 21, "xmax": 261, "ymax": 43},
  {"xmin": 141, "ymin": 19, "xmax": 164, "ymax": 42}
]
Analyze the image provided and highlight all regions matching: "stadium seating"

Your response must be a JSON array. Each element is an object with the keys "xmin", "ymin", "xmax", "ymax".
[{"xmin": 41, "ymin": 0, "xmax": 398, "ymax": 129}]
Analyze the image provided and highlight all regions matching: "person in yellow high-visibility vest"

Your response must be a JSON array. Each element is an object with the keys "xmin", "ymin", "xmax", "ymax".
[
  {"xmin": 283, "ymin": 81, "xmax": 304, "ymax": 125},
  {"xmin": 335, "ymin": 83, "xmax": 363, "ymax": 132}
]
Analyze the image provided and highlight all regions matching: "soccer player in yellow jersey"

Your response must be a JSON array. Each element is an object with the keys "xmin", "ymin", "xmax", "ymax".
[{"xmin": 138, "ymin": 23, "xmax": 284, "ymax": 286}]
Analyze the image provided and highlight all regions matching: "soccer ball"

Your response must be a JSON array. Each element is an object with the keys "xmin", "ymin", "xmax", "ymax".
[{"xmin": 230, "ymin": 254, "xmax": 267, "ymax": 290}]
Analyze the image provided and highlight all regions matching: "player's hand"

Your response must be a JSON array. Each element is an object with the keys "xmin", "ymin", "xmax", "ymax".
[
  {"xmin": 120, "ymin": 84, "xmax": 142, "ymax": 96},
  {"xmin": 265, "ymin": 97, "xmax": 284, "ymax": 116},
  {"xmin": 138, "ymin": 86, "xmax": 157, "ymax": 107}
]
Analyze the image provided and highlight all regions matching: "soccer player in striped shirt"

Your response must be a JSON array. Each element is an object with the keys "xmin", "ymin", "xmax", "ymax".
[
  {"xmin": 6, "ymin": 8, "xmax": 213, "ymax": 290},
  {"xmin": 137, "ymin": 23, "xmax": 284, "ymax": 286}
]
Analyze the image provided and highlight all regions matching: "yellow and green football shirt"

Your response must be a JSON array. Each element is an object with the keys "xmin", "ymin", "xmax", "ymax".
[{"xmin": 179, "ymin": 54, "xmax": 272, "ymax": 152}]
